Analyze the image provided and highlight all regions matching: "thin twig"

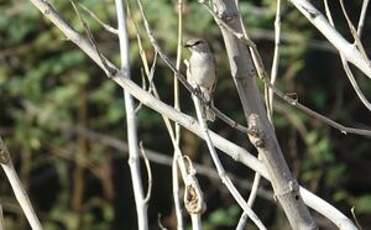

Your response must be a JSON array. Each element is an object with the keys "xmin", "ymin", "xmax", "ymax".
[
  {"xmin": 289, "ymin": 0, "xmax": 371, "ymax": 79},
  {"xmin": 338, "ymin": 0, "xmax": 368, "ymax": 59},
  {"xmin": 115, "ymin": 0, "xmax": 148, "ymax": 229},
  {"xmin": 0, "ymin": 137, "xmax": 43, "ymax": 230},
  {"xmin": 173, "ymin": 0, "xmax": 184, "ymax": 228},
  {"xmin": 174, "ymin": 0, "xmax": 183, "ymax": 144},
  {"xmin": 324, "ymin": 0, "xmax": 371, "ymax": 112},
  {"xmin": 350, "ymin": 207, "xmax": 363, "ymax": 230},
  {"xmin": 191, "ymin": 93, "xmax": 266, "ymax": 230},
  {"xmin": 79, "ymin": 3, "xmax": 118, "ymax": 34},
  {"xmin": 172, "ymin": 156, "xmax": 183, "ymax": 228},
  {"xmin": 139, "ymin": 142, "xmax": 152, "ymax": 203},
  {"xmin": 356, "ymin": 0, "xmax": 369, "ymax": 37},
  {"xmin": 268, "ymin": 79, "xmax": 371, "ymax": 137},
  {"xmin": 247, "ymin": 157, "xmax": 263, "ymax": 206},
  {"xmin": 268, "ymin": 0, "xmax": 282, "ymax": 117},
  {"xmin": 69, "ymin": 0, "xmax": 116, "ymax": 76},
  {"xmin": 134, "ymin": 70, "xmax": 147, "ymax": 113}
]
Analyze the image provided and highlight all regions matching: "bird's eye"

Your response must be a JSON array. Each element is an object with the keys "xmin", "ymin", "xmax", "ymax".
[{"xmin": 194, "ymin": 40, "xmax": 202, "ymax": 46}]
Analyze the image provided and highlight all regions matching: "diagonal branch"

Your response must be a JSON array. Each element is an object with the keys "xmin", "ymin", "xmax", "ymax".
[
  {"xmin": 0, "ymin": 137, "xmax": 43, "ymax": 230},
  {"xmin": 323, "ymin": 0, "xmax": 371, "ymax": 112},
  {"xmin": 289, "ymin": 0, "xmax": 371, "ymax": 79}
]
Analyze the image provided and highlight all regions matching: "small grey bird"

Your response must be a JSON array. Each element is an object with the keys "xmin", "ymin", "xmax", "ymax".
[{"xmin": 185, "ymin": 38, "xmax": 217, "ymax": 121}]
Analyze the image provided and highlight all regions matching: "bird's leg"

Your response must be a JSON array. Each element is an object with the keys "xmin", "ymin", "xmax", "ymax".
[{"xmin": 193, "ymin": 85, "xmax": 203, "ymax": 99}]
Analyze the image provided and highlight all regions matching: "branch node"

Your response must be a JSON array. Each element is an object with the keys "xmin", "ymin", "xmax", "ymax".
[
  {"xmin": 247, "ymin": 114, "xmax": 265, "ymax": 148},
  {"xmin": 0, "ymin": 146, "xmax": 9, "ymax": 164},
  {"xmin": 275, "ymin": 180, "xmax": 300, "ymax": 197}
]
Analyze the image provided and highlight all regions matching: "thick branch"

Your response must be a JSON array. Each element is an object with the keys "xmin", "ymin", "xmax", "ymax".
[{"xmin": 211, "ymin": 0, "xmax": 316, "ymax": 229}]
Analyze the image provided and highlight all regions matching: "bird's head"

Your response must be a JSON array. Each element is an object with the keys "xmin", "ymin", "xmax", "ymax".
[{"xmin": 184, "ymin": 38, "xmax": 210, "ymax": 53}]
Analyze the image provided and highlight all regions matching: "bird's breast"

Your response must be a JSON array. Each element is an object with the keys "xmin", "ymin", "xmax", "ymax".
[{"xmin": 189, "ymin": 53, "xmax": 216, "ymax": 89}]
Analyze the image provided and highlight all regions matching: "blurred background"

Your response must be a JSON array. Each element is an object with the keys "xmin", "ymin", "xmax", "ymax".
[{"xmin": 0, "ymin": 0, "xmax": 371, "ymax": 229}]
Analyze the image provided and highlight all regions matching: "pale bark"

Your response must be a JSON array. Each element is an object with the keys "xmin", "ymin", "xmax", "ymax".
[
  {"xmin": 289, "ymin": 0, "xmax": 371, "ymax": 79},
  {"xmin": 115, "ymin": 0, "xmax": 148, "ymax": 228},
  {"xmin": 212, "ymin": 0, "xmax": 316, "ymax": 229},
  {"xmin": 0, "ymin": 137, "xmax": 43, "ymax": 230}
]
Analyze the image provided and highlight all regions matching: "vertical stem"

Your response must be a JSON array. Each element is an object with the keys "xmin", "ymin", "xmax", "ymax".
[
  {"xmin": 190, "ymin": 214, "xmax": 202, "ymax": 230},
  {"xmin": 174, "ymin": 0, "xmax": 183, "ymax": 143},
  {"xmin": 172, "ymin": 157, "xmax": 183, "ymax": 229},
  {"xmin": 268, "ymin": 0, "xmax": 281, "ymax": 116},
  {"xmin": 173, "ymin": 0, "xmax": 184, "ymax": 228},
  {"xmin": 115, "ymin": 0, "xmax": 148, "ymax": 229}
]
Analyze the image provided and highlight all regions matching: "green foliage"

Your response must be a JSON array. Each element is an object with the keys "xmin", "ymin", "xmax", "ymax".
[
  {"xmin": 353, "ymin": 195, "xmax": 371, "ymax": 214},
  {"xmin": 204, "ymin": 205, "xmax": 240, "ymax": 228}
]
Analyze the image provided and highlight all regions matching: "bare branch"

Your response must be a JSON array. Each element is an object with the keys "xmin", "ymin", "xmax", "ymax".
[
  {"xmin": 0, "ymin": 137, "xmax": 43, "ymax": 230},
  {"xmin": 357, "ymin": 0, "xmax": 369, "ymax": 37},
  {"xmin": 323, "ymin": 0, "xmax": 371, "ymax": 112},
  {"xmin": 174, "ymin": 0, "xmax": 184, "ymax": 227},
  {"xmin": 139, "ymin": 142, "xmax": 153, "ymax": 204},
  {"xmin": 69, "ymin": 0, "xmax": 116, "ymax": 76},
  {"xmin": 350, "ymin": 207, "xmax": 363, "ymax": 230},
  {"xmin": 268, "ymin": 0, "xmax": 282, "ymax": 116},
  {"xmin": 338, "ymin": 0, "xmax": 368, "ymax": 59},
  {"xmin": 289, "ymin": 0, "xmax": 371, "ymax": 79},
  {"xmin": 79, "ymin": 3, "xmax": 118, "ymax": 34},
  {"xmin": 115, "ymin": 0, "xmax": 148, "ymax": 228}
]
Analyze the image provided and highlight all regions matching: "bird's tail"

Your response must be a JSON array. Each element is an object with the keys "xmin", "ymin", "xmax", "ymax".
[{"xmin": 200, "ymin": 87, "xmax": 215, "ymax": 122}]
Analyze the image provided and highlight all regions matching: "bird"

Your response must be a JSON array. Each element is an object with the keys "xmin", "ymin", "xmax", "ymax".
[{"xmin": 184, "ymin": 38, "xmax": 217, "ymax": 122}]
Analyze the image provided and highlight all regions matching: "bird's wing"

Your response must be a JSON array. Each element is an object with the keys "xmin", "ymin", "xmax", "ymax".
[{"xmin": 209, "ymin": 54, "xmax": 217, "ymax": 99}]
